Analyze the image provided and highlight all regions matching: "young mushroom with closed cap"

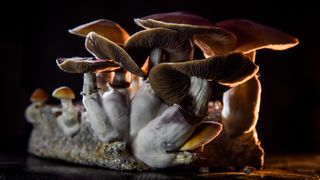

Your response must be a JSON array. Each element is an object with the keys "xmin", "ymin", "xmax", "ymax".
[
  {"xmin": 25, "ymin": 88, "xmax": 49, "ymax": 124},
  {"xmin": 52, "ymin": 86, "xmax": 80, "ymax": 136}
]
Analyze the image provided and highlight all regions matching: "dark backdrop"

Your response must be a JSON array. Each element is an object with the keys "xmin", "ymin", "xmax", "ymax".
[{"xmin": 0, "ymin": 1, "xmax": 319, "ymax": 154}]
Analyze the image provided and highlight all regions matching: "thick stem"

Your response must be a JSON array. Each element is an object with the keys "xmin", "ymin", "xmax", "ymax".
[
  {"xmin": 221, "ymin": 76, "xmax": 261, "ymax": 136},
  {"xmin": 82, "ymin": 73, "xmax": 98, "ymax": 95},
  {"xmin": 111, "ymin": 69, "xmax": 131, "ymax": 88},
  {"xmin": 149, "ymin": 48, "xmax": 163, "ymax": 68}
]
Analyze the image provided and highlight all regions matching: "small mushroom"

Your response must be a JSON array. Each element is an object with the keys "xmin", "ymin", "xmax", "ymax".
[
  {"xmin": 132, "ymin": 105, "xmax": 197, "ymax": 168},
  {"xmin": 52, "ymin": 86, "xmax": 80, "ymax": 136},
  {"xmin": 149, "ymin": 52, "xmax": 258, "ymax": 118},
  {"xmin": 134, "ymin": 11, "xmax": 237, "ymax": 57},
  {"xmin": 25, "ymin": 88, "xmax": 49, "ymax": 124},
  {"xmin": 180, "ymin": 121, "xmax": 222, "ymax": 151}
]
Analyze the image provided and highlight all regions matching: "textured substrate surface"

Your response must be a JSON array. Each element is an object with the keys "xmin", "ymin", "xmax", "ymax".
[{"xmin": 28, "ymin": 105, "xmax": 264, "ymax": 171}]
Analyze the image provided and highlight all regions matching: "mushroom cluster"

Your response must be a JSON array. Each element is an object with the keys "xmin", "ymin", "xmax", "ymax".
[{"xmin": 26, "ymin": 12, "xmax": 298, "ymax": 169}]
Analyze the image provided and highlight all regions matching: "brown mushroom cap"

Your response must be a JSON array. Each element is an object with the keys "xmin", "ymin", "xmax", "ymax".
[
  {"xmin": 52, "ymin": 86, "xmax": 75, "ymax": 100},
  {"xmin": 125, "ymin": 28, "xmax": 193, "ymax": 67},
  {"xmin": 85, "ymin": 32, "xmax": 144, "ymax": 77},
  {"xmin": 30, "ymin": 88, "xmax": 49, "ymax": 103},
  {"xmin": 216, "ymin": 19, "xmax": 299, "ymax": 53},
  {"xmin": 56, "ymin": 57, "xmax": 120, "ymax": 74},
  {"xmin": 134, "ymin": 12, "xmax": 237, "ymax": 56},
  {"xmin": 69, "ymin": 19, "xmax": 129, "ymax": 45},
  {"xmin": 149, "ymin": 52, "xmax": 258, "ymax": 106},
  {"xmin": 137, "ymin": 11, "xmax": 215, "ymax": 27}
]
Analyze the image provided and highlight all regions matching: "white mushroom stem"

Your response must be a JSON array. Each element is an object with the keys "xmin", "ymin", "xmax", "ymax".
[
  {"xmin": 187, "ymin": 76, "xmax": 211, "ymax": 117},
  {"xmin": 130, "ymin": 81, "xmax": 169, "ymax": 139},
  {"xmin": 149, "ymin": 48, "xmax": 163, "ymax": 67},
  {"xmin": 221, "ymin": 76, "xmax": 261, "ymax": 136},
  {"xmin": 132, "ymin": 105, "xmax": 197, "ymax": 168},
  {"xmin": 129, "ymin": 75, "xmax": 142, "ymax": 98},
  {"xmin": 57, "ymin": 98, "xmax": 79, "ymax": 136},
  {"xmin": 82, "ymin": 73, "xmax": 119, "ymax": 142},
  {"xmin": 25, "ymin": 102, "xmax": 43, "ymax": 124},
  {"xmin": 83, "ymin": 73, "xmax": 98, "ymax": 95},
  {"xmin": 102, "ymin": 86, "xmax": 130, "ymax": 141},
  {"xmin": 25, "ymin": 102, "xmax": 52, "ymax": 135}
]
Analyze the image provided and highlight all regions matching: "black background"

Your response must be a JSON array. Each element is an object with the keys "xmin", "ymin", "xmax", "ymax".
[{"xmin": 0, "ymin": 1, "xmax": 319, "ymax": 154}]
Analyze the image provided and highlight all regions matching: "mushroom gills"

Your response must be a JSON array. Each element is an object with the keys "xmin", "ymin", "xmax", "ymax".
[
  {"xmin": 56, "ymin": 57, "xmax": 120, "ymax": 74},
  {"xmin": 148, "ymin": 53, "xmax": 258, "ymax": 117},
  {"xmin": 125, "ymin": 28, "xmax": 194, "ymax": 73},
  {"xmin": 85, "ymin": 32, "xmax": 144, "ymax": 77}
]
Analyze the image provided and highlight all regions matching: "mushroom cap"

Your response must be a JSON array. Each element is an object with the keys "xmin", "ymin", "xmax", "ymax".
[
  {"xmin": 134, "ymin": 12, "xmax": 237, "ymax": 56},
  {"xmin": 125, "ymin": 28, "xmax": 193, "ymax": 67},
  {"xmin": 52, "ymin": 86, "xmax": 75, "ymax": 100},
  {"xmin": 69, "ymin": 19, "xmax": 129, "ymax": 45},
  {"xmin": 135, "ymin": 11, "xmax": 214, "ymax": 28},
  {"xmin": 149, "ymin": 52, "xmax": 258, "ymax": 106},
  {"xmin": 30, "ymin": 88, "xmax": 49, "ymax": 103},
  {"xmin": 136, "ymin": 11, "xmax": 215, "ymax": 27},
  {"xmin": 85, "ymin": 32, "xmax": 144, "ymax": 77},
  {"xmin": 180, "ymin": 121, "xmax": 222, "ymax": 151},
  {"xmin": 216, "ymin": 19, "xmax": 299, "ymax": 53},
  {"xmin": 56, "ymin": 57, "xmax": 120, "ymax": 74}
]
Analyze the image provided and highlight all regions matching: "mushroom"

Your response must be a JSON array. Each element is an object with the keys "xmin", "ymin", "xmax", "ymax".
[
  {"xmin": 25, "ymin": 88, "xmax": 49, "ymax": 124},
  {"xmin": 132, "ymin": 105, "xmax": 197, "ymax": 168},
  {"xmin": 101, "ymin": 69, "xmax": 132, "ymax": 141},
  {"xmin": 68, "ymin": 19, "xmax": 140, "ymax": 94},
  {"xmin": 133, "ymin": 11, "xmax": 237, "ymax": 58},
  {"xmin": 148, "ymin": 52, "xmax": 259, "ymax": 118},
  {"xmin": 52, "ymin": 86, "xmax": 80, "ymax": 136},
  {"xmin": 56, "ymin": 57, "xmax": 121, "ymax": 142},
  {"xmin": 56, "ymin": 32, "xmax": 143, "ymax": 141},
  {"xmin": 214, "ymin": 19, "xmax": 299, "ymax": 135}
]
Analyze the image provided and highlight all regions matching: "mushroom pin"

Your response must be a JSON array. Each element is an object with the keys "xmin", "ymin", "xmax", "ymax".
[
  {"xmin": 25, "ymin": 88, "xmax": 49, "ymax": 124},
  {"xmin": 52, "ymin": 86, "xmax": 80, "ymax": 136}
]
